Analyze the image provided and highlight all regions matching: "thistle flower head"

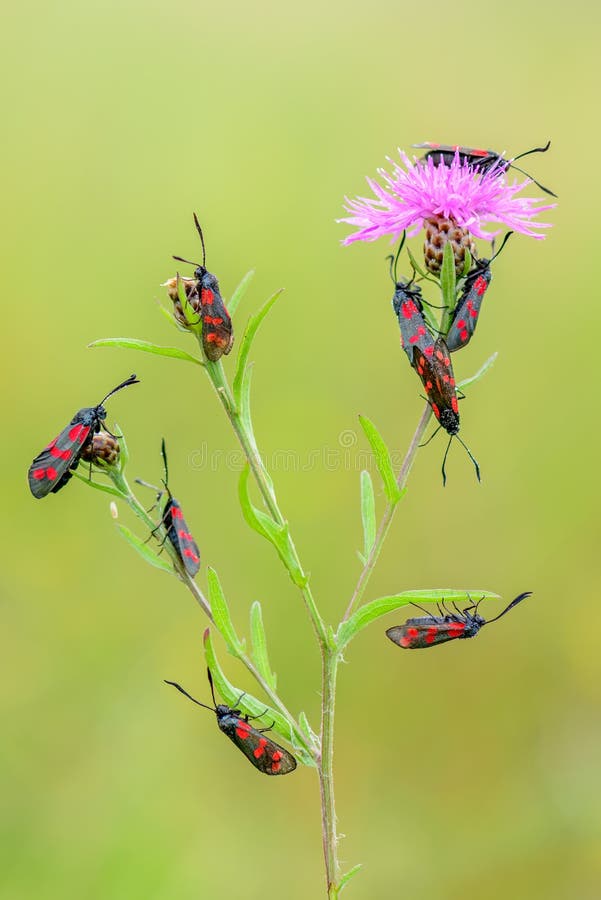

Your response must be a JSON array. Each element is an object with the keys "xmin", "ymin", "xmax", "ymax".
[{"xmin": 340, "ymin": 151, "xmax": 555, "ymax": 246}]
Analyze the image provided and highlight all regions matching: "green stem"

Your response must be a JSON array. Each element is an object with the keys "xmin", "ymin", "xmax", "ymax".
[
  {"xmin": 204, "ymin": 359, "xmax": 329, "ymax": 649},
  {"xmin": 342, "ymin": 403, "xmax": 432, "ymax": 623},
  {"xmin": 320, "ymin": 647, "xmax": 340, "ymax": 897},
  {"xmin": 108, "ymin": 467, "xmax": 310, "ymax": 752}
]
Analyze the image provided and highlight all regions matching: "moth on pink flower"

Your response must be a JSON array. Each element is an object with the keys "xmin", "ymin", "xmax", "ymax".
[{"xmin": 339, "ymin": 149, "xmax": 556, "ymax": 248}]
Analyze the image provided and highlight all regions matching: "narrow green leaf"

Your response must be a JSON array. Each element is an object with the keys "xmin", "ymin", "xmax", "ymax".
[
  {"xmin": 298, "ymin": 710, "xmax": 319, "ymax": 748},
  {"xmin": 227, "ymin": 269, "xmax": 255, "ymax": 318},
  {"xmin": 462, "ymin": 246, "xmax": 472, "ymax": 278},
  {"xmin": 202, "ymin": 629, "xmax": 291, "ymax": 741},
  {"xmin": 238, "ymin": 467, "xmax": 306, "ymax": 587},
  {"xmin": 405, "ymin": 247, "xmax": 439, "ymax": 288},
  {"xmin": 358, "ymin": 416, "xmax": 402, "ymax": 504},
  {"xmin": 88, "ymin": 338, "xmax": 203, "ymax": 366},
  {"xmin": 116, "ymin": 524, "xmax": 174, "ymax": 574},
  {"xmin": 207, "ymin": 568, "xmax": 245, "ymax": 656},
  {"xmin": 405, "ymin": 245, "xmax": 428, "ymax": 279},
  {"xmin": 113, "ymin": 422, "xmax": 128, "ymax": 471},
  {"xmin": 339, "ymin": 864, "xmax": 363, "ymax": 894},
  {"xmin": 360, "ymin": 470, "xmax": 376, "ymax": 561},
  {"xmin": 233, "ymin": 288, "xmax": 284, "ymax": 405},
  {"xmin": 337, "ymin": 589, "xmax": 501, "ymax": 649},
  {"xmin": 73, "ymin": 470, "xmax": 124, "ymax": 498},
  {"xmin": 457, "ymin": 352, "xmax": 498, "ymax": 390},
  {"xmin": 440, "ymin": 241, "xmax": 457, "ymax": 315},
  {"xmin": 250, "ymin": 601, "xmax": 277, "ymax": 689}
]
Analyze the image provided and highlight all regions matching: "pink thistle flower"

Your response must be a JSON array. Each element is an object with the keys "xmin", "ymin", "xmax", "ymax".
[{"xmin": 339, "ymin": 151, "xmax": 556, "ymax": 246}]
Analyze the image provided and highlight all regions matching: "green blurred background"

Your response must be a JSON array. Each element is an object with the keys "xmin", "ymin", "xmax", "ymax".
[{"xmin": 3, "ymin": 0, "xmax": 600, "ymax": 897}]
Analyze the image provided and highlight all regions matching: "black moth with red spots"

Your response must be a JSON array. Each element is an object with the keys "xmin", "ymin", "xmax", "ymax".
[
  {"xmin": 445, "ymin": 260, "xmax": 492, "ymax": 353},
  {"xmin": 446, "ymin": 232, "xmax": 512, "ymax": 353},
  {"xmin": 412, "ymin": 141, "xmax": 556, "ymax": 197},
  {"xmin": 413, "ymin": 338, "xmax": 459, "ymax": 435},
  {"xmin": 28, "ymin": 374, "xmax": 139, "ymax": 499},
  {"xmin": 386, "ymin": 592, "xmax": 532, "ymax": 650},
  {"xmin": 413, "ymin": 339, "xmax": 481, "ymax": 484},
  {"xmin": 138, "ymin": 439, "xmax": 201, "ymax": 577},
  {"xmin": 173, "ymin": 213, "xmax": 234, "ymax": 362},
  {"xmin": 389, "ymin": 236, "xmax": 436, "ymax": 365},
  {"xmin": 165, "ymin": 668, "xmax": 297, "ymax": 776}
]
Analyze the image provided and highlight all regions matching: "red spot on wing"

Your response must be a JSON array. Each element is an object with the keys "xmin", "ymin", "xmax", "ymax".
[
  {"xmin": 399, "ymin": 627, "xmax": 419, "ymax": 648},
  {"xmin": 271, "ymin": 751, "xmax": 282, "ymax": 773},
  {"xmin": 431, "ymin": 403, "xmax": 440, "ymax": 419},
  {"xmin": 448, "ymin": 622, "xmax": 466, "ymax": 638},
  {"xmin": 235, "ymin": 721, "xmax": 252, "ymax": 740},
  {"xmin": 69, "ymin": 423, "xmax": 89, "ymax": 443},
  {"xmin": 253, "ymin": 738, "xmax": 268, "ymax": 759},
  {"xmin": 425, "ymin": 626, "xmax": 438, "ymax": 644},
  {"xmin": 50, "ymin": 445, "xmax": 71, "ymax": 460},
  {"xmin": 183, "ymin": 548, "xmax": 200, "ymax": 563},
  {"xmin": 200, "ymin": 288, "xmax": 214, "ymax": 306},
  {"xmin": 474, "ymin": 276, "xmax": 488, "ymax": 296},
  {"xmin": 451, "ymin": 397, "xmax": 459, "ymax": 413},
  {"xmin": 32, "ymin": 468, "xmax": 46, "ymax": 480},
  {"xmin": 171, "ymin": 507, "xmax": 183, "ymax": 519},
  {"xmin": 401, "ymin": 300, "xmax": 418, "ymax": 319},
  {"xmin": 46, "ymin": 466, "xmax": 58, "ymax": 480}
]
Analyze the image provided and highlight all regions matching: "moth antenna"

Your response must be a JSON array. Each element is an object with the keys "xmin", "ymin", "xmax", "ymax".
[
  {"xmin": 206, "ymin": 667, "xmax": 218, "ymax": 707},
  {"xmin": 193, "ymin": 213, "xmax": 207, "ymax": 267},
  {"xmin": 161, "ymin": 438, "xmax": 169, "ymax": 488},
  {"xmin": 164, "ymin": 680, "xmax": 214, "ymax": 712},
  {"xmin": 511, "ymin": 140, "xmax": 551, "ymax": 162},
  {"xmin": 484, "ymin": 591, "xmax": 532, "ymax": 625},
  {"xmin": 506, "ymin": 164, "xmax": 557, "ymax": 198},
  {"xmin": 441, "ymin": 435, "xmax": 453, "ymax": 486},
  {"xmin": 489, "ymin": 231, "xmax": 513, "ymax": 263},
  {"xmin": 387, "ymin": 231, "xmax": 406, "ymax": 285},
  {"xmin": 455, "ymin": 434, "xmax": 481, "ymax": 482},
  {"xmin": 98, "ymin": 374, "xmax": 139, "ymax": 407},
  {"xmin": 173, "ymin": 255, "xmax": 201, "ymax": 267}
]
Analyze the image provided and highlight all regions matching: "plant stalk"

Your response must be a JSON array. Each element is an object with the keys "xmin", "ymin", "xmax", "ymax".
[
  {"xmin": 319, "ymin": 647, "xmax": 340, "ymax": 898},
  {"xmin": 342, "ymin": 403, "xmax": 432, "ymax": 623},
  {"xmin": 205, "ymin": 359, "xmax": 329, "ymax": 650}
]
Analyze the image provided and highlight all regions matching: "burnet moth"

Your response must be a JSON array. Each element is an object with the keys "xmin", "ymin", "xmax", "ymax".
[
  {"xmin": 136, "ymin": 439, "xmax": 200, "ymax": 577},
  {"xmin": 386, "ymin": 592, "xmax": 532, "ymax": 650},
  {"xmin": 389, "ymin": 234, "xmax": 437, "ymax": 365},
  {"xmin": 165, "ymin": 668, "xmax": 297, "ymax": 776},
  {"xmin": 413, "ymin": 340, "xmax": 480, "ymax": 485},
  {"xmin": 412, "ymin": 141, "xmax": 556, "ymax": 197},
  {"xmin": 28, "ymin": 374, "xmax": 139, "ymax": 499},
  {"xmin": 172, "ymin": 214, "xmax": 234, "ymax": 362},
  {"xmin": 445, "ymin": 232, "xmax": 512, "ymax": 353}
]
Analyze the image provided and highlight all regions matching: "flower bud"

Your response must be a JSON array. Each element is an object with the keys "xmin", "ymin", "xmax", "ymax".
[
  {"xmin": 423, "ymin": 216, "xmax": 475, "ymax": 277},
  {"xmin": 81, "ymin": 431, "xmax": 120, "ymax": 466},
  {"xmin": 163, "ymin": 275, "xmax": 199, "ymax": 327}
]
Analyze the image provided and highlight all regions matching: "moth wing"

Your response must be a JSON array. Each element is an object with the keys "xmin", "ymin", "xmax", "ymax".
[
  {"xmin": 202, "ymin": 292, "xmax": 234, "ymax": 361},
  {"xmin": 222, "ymin": 716, "xmax": 297, "ymax": 775},
  {"xmin": 28, "ymin": 421, "xmax": 92, "ymax": 498},
  {"xmin": 164, "ymin": 498, "xmax": 201, "ymax": 576},
  {"xmin": 386, "ymin": 618, "xmax": 466, "ymax": 649}
]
